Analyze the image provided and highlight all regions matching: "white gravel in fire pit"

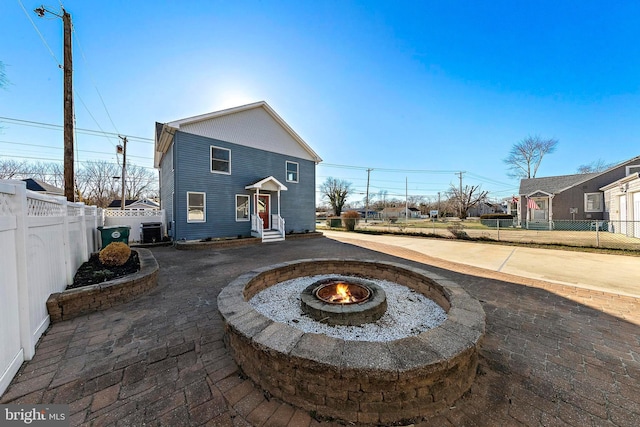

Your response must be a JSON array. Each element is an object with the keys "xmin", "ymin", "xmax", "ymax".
[{"xmin": 249, "ymin": 275, "xmax": 447, "ymax": 342}]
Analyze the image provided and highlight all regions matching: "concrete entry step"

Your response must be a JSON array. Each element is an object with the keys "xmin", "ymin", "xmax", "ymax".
[{"xmin": 262, "ymin": 230, "xmax": 284, "ymax": 242}]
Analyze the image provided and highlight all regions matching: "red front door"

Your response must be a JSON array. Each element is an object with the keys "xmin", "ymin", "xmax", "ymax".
[{"xmin": 256, "ymin": 195, "xmax": 270, "ymax": 229}]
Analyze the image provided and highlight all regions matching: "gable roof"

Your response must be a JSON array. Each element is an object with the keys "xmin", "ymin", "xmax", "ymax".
[
  {"xmin": 155, "ymin": 101, "xmax": 322, "ymax": 167},
  {"xmin": 519, "ymin": 173, "xmax": 599, "ymax": 196},
  {"xmin": 245, "ymin": 176, "xmax": 288, "ymax": 192},
  {"xmin": 107, "ymin": 198, "xmax": 160, "ymax": 209},
  {"xmin": 107, "ymin": 199, "xmax": 137, "ymax": 208},
  {"xmin": 22, "ymin": 178, "xmax": 64, "ymax": 195},
  {"xmin": 519, "ymin": 154, "xmax": 640, "ymax": 196}
]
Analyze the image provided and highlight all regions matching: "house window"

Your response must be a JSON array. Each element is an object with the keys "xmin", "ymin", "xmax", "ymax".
[
  {"xmin": 584, "ymin": 192, "xmax": 603, "ymax": 212},
  {"xmin": 211, "ymin": 146, "xmax": 231, "ymax": 174},
  {"xmin": 626, "ymin": 165, "xmax": 640, "ymax": 176},
  {"xmin": 187, "ymin": 192, "xmax": 206, "ymax": 222},
  {"xmin": 236, "ymin": 195, "xmax": 250, "ymax": 221},
  {"xmin": 286, "ymin": 161, "xmax": 299, "ymax": 183}
]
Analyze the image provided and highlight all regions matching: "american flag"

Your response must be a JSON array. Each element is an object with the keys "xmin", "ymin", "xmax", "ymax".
[{"xmin": 527, "ymin": 198, "xmax": 539, "ymax": 210}]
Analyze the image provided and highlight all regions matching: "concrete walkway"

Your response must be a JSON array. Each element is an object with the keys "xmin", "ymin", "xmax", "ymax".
[
  {"xmin": 1, "ymin": 235, "xmax": 639, "ymax": 426},
  {"xmin": 322, "ymin": 229, "xmax": 640, "ymax": 299}
]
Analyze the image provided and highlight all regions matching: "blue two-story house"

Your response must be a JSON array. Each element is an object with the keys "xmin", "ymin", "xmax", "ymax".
[{"xmin": 154, "ymin": 101, "xmax": 322, "ymax": 242}]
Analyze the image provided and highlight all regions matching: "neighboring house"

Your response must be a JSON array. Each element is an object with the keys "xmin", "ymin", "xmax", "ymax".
[
  {"xmin": 22, "ymin": 178, "xmax": 64, "ymax": 196},
  {"xmin": 107, "ymin": 198, "xmax": 160, "ymax": 210},
  {"xmin": 600, "ymin": 172, "xmax": 640, "ymax": 237},
  {"xmin": 467, "ymin": 202, "xmax": 504, "ymax": 218},
  {"xmin": 154, "ymin": 101, "xmax": 322, "ymax": 242},
  {"xmin": 381, "ymin": 206, "xmax": 420, "ymax": 219},
  {"xmin": 518, "ymin": 156, "xmax": 640, "ymax": 228},
  {"xmin": 355, "ymin": 209, "xmax": 381, "ymax": 220}
]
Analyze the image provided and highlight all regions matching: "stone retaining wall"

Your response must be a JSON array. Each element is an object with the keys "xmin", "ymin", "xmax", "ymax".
[
  {"xmin": 46, "ymin": 248, "xmax": 158, "ymax": 322},
  {"xmin": 218, "ymin": 259, "xmax": 485, "ymax": 424}
]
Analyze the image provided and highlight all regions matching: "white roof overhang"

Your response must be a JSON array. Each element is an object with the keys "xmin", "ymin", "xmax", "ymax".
[{"xmin": 245, "ymin": 176, "xmax": 288, "ymax": 192}]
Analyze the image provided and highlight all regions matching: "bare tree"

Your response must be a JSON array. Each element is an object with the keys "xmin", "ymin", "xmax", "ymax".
[
  {"xmin": 407, "ymin": 195, "xmax": 425, "ymax": 208},
  {"xmin": 448, "ymin": 184, "xmax": 488, "ymax": 219},
  {"xmin": 0, "ymin": 159, "xmax": 27, "ymax": 179},
  {"xmin": 504, "ymin": 136, "xmax": 558, "ymax": 179},
  {"xmin": 320, "ymin": 177, "xmax": 352, "ymax": 216},
  {"xmin": 76, "ymin": 161, "xmax": 121, "ymax": 208},
  {"xmin": 0, "ymin": 61, "xmax": 6, "ymax": 90},
  {"xmin": 577, "ymin": 159, "xmax": 615, "ymax": 174},
  {"xmin": 123, "ymin": 164, "xmax": 157, "ymax": 200},
  {"xmin": 27, "ymin": 162, "xmax": 64, "ymax": 186}
]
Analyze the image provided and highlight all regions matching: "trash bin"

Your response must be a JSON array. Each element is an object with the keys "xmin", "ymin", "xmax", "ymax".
[
  {"xmin": 327, "ymin": 217, "xmax": 342, "ymax": 228},
  {"xmin": 141, "ymin": 222, "xmax": 162, "ymax": 244},
  {"xmin": 98, "ymin": 225, "xmax": 131, "ymax": 248}
]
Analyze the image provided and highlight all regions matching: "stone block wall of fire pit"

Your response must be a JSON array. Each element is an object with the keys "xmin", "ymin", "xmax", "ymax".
[{"xmin": 218, "ymin": 259, "xmax": 485, "ymax": 425}]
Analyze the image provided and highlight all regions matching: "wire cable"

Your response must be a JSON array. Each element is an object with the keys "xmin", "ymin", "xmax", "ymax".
[{"xmin": 17, "ymin": 0, "xmax": 61, "ymax": 66}]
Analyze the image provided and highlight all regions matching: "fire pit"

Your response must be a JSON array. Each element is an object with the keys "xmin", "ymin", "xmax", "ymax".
[
  {"xmin": 300, "ymin": 277, "xmax": 387, "ymax": 325},
  {"xmin": 218, "ymin": 259, "xmax": 485, "ymax": 424},
  {"xmin": 315, "ymin": 279, "xmax": 369, "ymax": 303}
]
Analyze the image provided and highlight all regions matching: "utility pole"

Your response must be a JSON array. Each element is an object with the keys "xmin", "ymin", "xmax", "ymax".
[
  {"xmin": 457, "ymin": 171, "xmax": 465, "ymax": 218},
  {"xmin": 365, "ymin": 168, "xmax": 372, "ymax": 223},
  {"xmin": 63, "ymin": 9, "xmax": 73, "ymax": 202},
  {"xmin": 119, "ymin": 136, "xmax": 128, "ymax": 210},
  {"xmin": 405, "ymin": 177, "xmax": 409, "ymax": 222},
  {"xmin": 437, "ymin": 191, "xmax": 441, "ymax": 219},
  {"xmin": 35, "ymin": 6, "xmax": 74, "ymax": 202}
]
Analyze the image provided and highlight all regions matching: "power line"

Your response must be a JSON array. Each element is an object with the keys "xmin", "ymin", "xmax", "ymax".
[
  {"xmin": 320, "ymin": 163, "xmax": 458, "ymax": 174},
  {"xmin": 18, "ymin": 0, "xmax": 61, "ymax": 66},
  {"xmin": 72, "ymin": 24, "xmax": 120, "ymax": 136},
  {"xmin": 0, "ymin": 154, "xmax": 155, "ymax": 170},
  {"xmin": 0, "ymin": 139, "xmax": 151, "ymax": 161},
  {"xmin": 0, "ymin": 116, "xmax": 154, "ymax": 143}
]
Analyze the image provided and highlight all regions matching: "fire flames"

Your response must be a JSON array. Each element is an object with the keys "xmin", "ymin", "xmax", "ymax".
[{"xmin": 328, "ymin": 282, "xmax": 356, "ymax": 303}]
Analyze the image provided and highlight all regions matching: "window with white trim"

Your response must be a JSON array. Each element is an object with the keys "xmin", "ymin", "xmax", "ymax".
[
  {"xmin": 211, "ymin": 146, "xmax": 231, "ymax": 174},
  {"xmin": 187, "ymin": 192, "xmax": 206, "ymax": 222},
  {"xmin": 236, "ymin": 195, "xmax": 250, "ymax": 221},
  {"xmin": 584, "ymin": 192, "xmax": 603, "ymax": 212},
  {"xmin": 626, "ymin": 165, "xmax": 640, "ymax": 176},
  {"xmin": 286, "ymin": 161, "xmax": 299, "ymax": 183}
]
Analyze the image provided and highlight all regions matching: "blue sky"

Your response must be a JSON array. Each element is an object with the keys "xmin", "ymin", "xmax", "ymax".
[{"xmin": 2, "ymin": 0, "xmax": 640, "ymax": 204}]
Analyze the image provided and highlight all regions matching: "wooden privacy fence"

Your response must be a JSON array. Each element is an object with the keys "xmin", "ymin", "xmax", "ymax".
[{"xmin": 0, "ymin": 180, "xmax": 101, "ymax": 396}]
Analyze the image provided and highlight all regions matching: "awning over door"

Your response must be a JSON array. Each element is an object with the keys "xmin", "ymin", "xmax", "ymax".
[{"xmin": 245, "ymin": 176, "xmax": 288, "ymax": 192}]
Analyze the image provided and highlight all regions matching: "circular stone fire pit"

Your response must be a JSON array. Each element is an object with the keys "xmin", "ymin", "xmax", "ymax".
[
  {"xmin": 300, "ymin": 277, "xmax": 387, "ymax": 325},
  {"xmin": 218, "ymin": 259, "xmax": 485, "ymax": 425}
]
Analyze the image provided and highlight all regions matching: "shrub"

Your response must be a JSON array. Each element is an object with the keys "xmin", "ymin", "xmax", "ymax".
[
  {"xmin": 479, "ymin": 214, "xmax": 513, "ymax": 220},
  {"xmin": 341, "ymin": 211, "xmax": 360, "ymax": 231},
  {"xmin": 447, "ymin": 223, "xmax": 470, "ymax": 239},
  {"xmin": 99, "ymin": 242, "xmax": 131, "ymax": 267},
  {"xmin": 480, "ymin": 213, "xmax": 514, "ymax": 228}
]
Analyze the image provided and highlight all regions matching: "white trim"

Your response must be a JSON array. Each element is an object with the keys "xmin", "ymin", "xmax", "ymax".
[
  {"xmin": 584, "ymin": 192, "xmax": 604, "ymax": 213},
  {"xmin": 187, "ymin": 191, "xmax": 206, "ymax": 223},
  {"xmin": 245, "ymin": 176, "xmax": 288, "ymax": 191},
  {"xmin": 626, "ymin": 165, "xmax": 640, "ymax": 176},
  {"xmin": 235, "ymin": 194, "xmax": 250, "ymax": 222},
  {"xmin": 210, "ymin": 145, "xmax": 231, "ymax": 175},
  {"xmin": 286, "ymin": 161, "xmax": 299, "ymax": 183}
]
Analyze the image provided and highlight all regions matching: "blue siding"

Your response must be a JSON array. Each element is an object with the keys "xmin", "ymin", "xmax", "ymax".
[{"xmin": 171, "ymin": 131, "xmax": 316, "ymax": 241}]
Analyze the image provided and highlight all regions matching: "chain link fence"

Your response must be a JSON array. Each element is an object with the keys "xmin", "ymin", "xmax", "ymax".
[{"xmin": 351, "ymin": 219, "xmax": 640, "ymax": 251}]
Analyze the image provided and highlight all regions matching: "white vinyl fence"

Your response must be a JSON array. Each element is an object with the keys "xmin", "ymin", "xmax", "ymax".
[
  {"xmin": 0, "ymin": 180, "xmax": 101, "ymax": 396},
  {"xmin": 103, "ymin": 209, "xmax": 166, "ymax": 244}
]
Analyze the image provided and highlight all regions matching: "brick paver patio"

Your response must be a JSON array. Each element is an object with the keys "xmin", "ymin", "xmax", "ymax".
[{"xmin": 2, "ymin": 236, "xmax": 639, "ymax": 426}]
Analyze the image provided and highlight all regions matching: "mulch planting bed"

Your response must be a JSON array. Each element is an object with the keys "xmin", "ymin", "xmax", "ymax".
[{"xmin": 67, "ymin": 251, "xmax": 140, "ymax": 289}]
